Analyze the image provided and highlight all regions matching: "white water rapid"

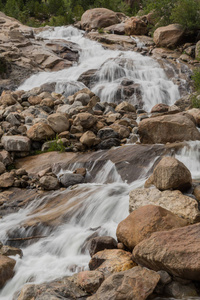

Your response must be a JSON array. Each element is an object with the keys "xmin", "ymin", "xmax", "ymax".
[
  {"xmin": 1, "ymin": 26, "xmax": 200, "ymax": 300},
  {"xmin": 0, "ymin": 158, "xmax": 148, "ymax": 300},
  {"xmin": 18, "ymin": 26, "xmax": 180, "ymax": 111}
]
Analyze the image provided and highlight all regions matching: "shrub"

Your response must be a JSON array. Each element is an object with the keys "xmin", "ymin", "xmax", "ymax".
[{"xmin": 191, "ymin": 68, "xmax": 200, "ymax": 92}]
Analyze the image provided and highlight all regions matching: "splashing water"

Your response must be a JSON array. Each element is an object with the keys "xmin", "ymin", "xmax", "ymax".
[{"xmin": 18, "ymin": 26, "xmax": 180, "ymax": 111}]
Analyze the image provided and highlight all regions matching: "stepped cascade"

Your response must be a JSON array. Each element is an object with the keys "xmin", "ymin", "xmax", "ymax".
[{"xmin": 0, "ymin": 25, "xmax": 199, "ymax": 300}]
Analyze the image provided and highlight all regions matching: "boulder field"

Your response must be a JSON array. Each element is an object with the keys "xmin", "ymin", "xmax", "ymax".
[{"xmin": 0, "ymin": 7, "xmax": 200, "ymax": 300}]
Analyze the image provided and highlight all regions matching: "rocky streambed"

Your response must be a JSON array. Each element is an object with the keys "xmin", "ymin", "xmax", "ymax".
[{"xmin": 0, "ymin": 8, "xmax": 200, "ymax": 300}]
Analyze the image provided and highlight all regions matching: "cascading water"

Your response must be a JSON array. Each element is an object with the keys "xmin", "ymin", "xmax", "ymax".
[
  {"xmin": 0, "ymin": 157, "xmax": 147, "ymax": 300},
  {"xmin": 18, "ymin": 26, "xmax": 180, "ymax": 111},
  {"xmin": 1, "ymin": 26, "xmax": 200, "ymax": 300}
]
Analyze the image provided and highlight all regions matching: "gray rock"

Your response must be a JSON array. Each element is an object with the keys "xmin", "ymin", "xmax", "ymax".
[
  {"xmin": 1, "ymin": 135, "xmax": 31, "ymax": 152},
  {"xmin": 89, "ymin": 236, "xmax": 118, "ymax": 257},
  {"xmin": 164, "ymin": 281, "xmax": 198, "ymax": 298},
  {"xmin": 97, "ymin": 138, "xmax": 121, "ymax": 149},
  {"xmin": 59, "ymin": 173, "xmax": 84, "ymax": 188},
  {"xmin": 39, "ymin": 175, "xmax": 60, "ymax": 190},
  {"xmin": 0, "ymin": 162, "xmax": 6, "ymax": 174},
  {"xmin": 75, "ymin": 93, "xmax": 90, "ymax": 106},
  {"xmin": 97, "ymin": 128, "xmax": 119, "ymax": 140}
]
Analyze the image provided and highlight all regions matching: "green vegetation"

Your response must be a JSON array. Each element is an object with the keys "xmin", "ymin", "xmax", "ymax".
[
  {"xmin": 0, "ymin": 0, "xmax": 137, "ymax": 27},
  {"xmin": 0, "ymin": 0, "xmax": 199, "ymax": 31},
  {"xmin": 142, "ymin": 0, "xmax": 200, "ymax": 31},
  {"xmin": 98, "ymin": 27, "xmax": 104, "ymax": 34},
  {"xmin": 191, "ymin": 68, "xmax": 200, "ymax": 108},
  {"xmin": 47, "ymin": 135, "xmax": 66, "ymax": 153}
]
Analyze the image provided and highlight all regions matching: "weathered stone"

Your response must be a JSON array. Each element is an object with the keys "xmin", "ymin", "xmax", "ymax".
[
  {"xmin": 0, "ymin": 254, "xmax": 16, "ymax": 288},
  {"xmin": 89, "ymin": 236, "xmax": 118, "ymax": 257},
  {"xmin": 97, "ymin": 138, "xmax": 121, "ymax": 149},
  {"xmin": 164, "ymin": 281, "xmax": 198, "ymax": 298},
  {"xmin": 125, "ymin": 17, "xmax": 148, "ymax": 36},
  {"xmin": 194, "ymin": 185, "xmax": 200, "ymax": 201},
  {"xmin": 0, "ymin": 94, "xmax": 16, "ymax": 106},
  {"xmin": 88, "ymin": 266, "xmax": 160, "ymax": 300},
  {"xmin": 73, "ymin": 112, "xmax": 97, "ymax": 129},
  {"xmin": 138, "ymin": 114, "xmax": 200, "ymax": 144},
  {"xmin": 28, "ymin": 95, "xmax": 42, "ymax": 105},
  {"xmin": 97, "ymin": 128, "xmax": 119, "ymax": 140},
  {"xmin": 132, "ymin": 223, "xmax": 200, "ymax": 281},
  {"xmin": 0, "ymin": 162, "xmax": 6, "ymax": 174},
  {"xmin": 80, "ymin": 131, "xmax": 99, "ymax": 147},
  {"xmin": 16, "ymin": 277, "xmax": 88, "ymax": 300},
  {"xmin": 39, "ymin": 175, "xmax": 60, "ymax": 190},
  {"xmin": 153, "ymin": 157, "xmax": 192, "ymax": 191},
  {"xmin": 0, "ymin": 150, "xmax": 12, "ymax": 166},
  {"xmin": 151, "ymin": 103, "xmax": 169, "ymax": 113},
  {"xmin": 115, "ymin": 101, "xmax": 136, "ymax": 112},
  {"xmin": 0, "ymin": 172, "xmax": 14, "ymax": 188},
  {"xmin": 89, "ymin": 249, "xmax": 136, "ymax": 276},
  {"xmin": 1, "ymin": 135, "xmax": 31, "ymax": 152},
  {"xmin": 116, "ymin": 205, "xmax": 187, "ymax": 251},
  {"xmin": 0, "ymin": 245, "xmax": 23, "ymax": 258},
  {"xmin": 104, "ymin": 23, "xmax": 125, "ymax": 35},
  {"xmin": 27, "ymin": 122, "xmax": 55, "ymax": 141},
  {"xmin": 76, "ymin": 270, "xmax": 104, "ymax": 294},
  {"xmin": 153, "ymin": 24, "xmax": 185, "ymax": 48},
  {"xmin": 6, "ymin": 112, "xmax": 23, "ymax": 126},
  {"xmin": 59, "ymin": 173, "xmax": 84, "ymax": 188},
  {"xmin": 75, "ymin": 93, "xmax": 90, "ymax": 106},
  {"xmin": 47, "ymin": 113, "xmax": 70, "ymax": 133},
  {"xmin": 110, "ymin": 124, "xmax": 130, "ymax": 139},
  {"xmin": 81, "ymin": 8, "xmax": 120, "ymax": 31},
  {"xmin": 129, "ymin": 188, "xmax": 200, "ymax": 223},
  {"xmin": 186, "ymin": 108, "xmax": 200, "ymax": 126}
]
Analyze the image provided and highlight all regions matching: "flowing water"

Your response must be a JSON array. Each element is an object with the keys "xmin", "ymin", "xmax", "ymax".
[
  {"xmin": 1, "ymin": 26, "xmax": 200, "ymax": 299},
  {"xmin": 19, "ymin": 26, "xmax": 180, "ymax": 111}
]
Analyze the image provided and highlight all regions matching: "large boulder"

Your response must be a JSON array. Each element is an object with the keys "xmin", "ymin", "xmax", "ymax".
[
  {"xmin": 89, "ymin": 249, "xmax": 136, "ymax": 276},
  {"xmin": 1, "ymin": 136, "xmax": 31, "ymax": 152},
  {"xmin": 81, "ymin": 8, "xmax": 120, "ymax": 31},
  {"xmin": 124, "ymin": 17, "xmax": 148, "ymax": 36},
  {"xmin": 133, "ymin": 223, "xmax": 200, "ymax": 281},
  {"xmin": 27, "ymin": 122, "xmax": 55, "ymax": 141},
  {"xmin": 153, "ymin": 157, "xmax": 192, "ymax": 191},
  {"xmin": 153, "ymin": 24, "xmax": 185, "ymax": 48},
  {"xmin": 0, "ymin": 255, "xmax": 16, "ymax": 288},
  {"xmin": 89, "ymin": 266, "xmax": 160, "ymax": 300},
  {"xmin": 129, "ymin": 188, "xmax": 200, "ymax": 224},
  {"xmin": 47, "ymin": 113, "xmax": 70, "ymax": 133},
  {"xmin": 138, "ymin": 114, "xmax": 200, "ymax": 144},
  {"xmin": 116, "ymin": 204, "xmax": 187, "ymax": 251}
]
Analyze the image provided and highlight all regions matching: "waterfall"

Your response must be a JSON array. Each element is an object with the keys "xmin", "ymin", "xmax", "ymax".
[
  {"xmin": 1, "ymin": 25, "xmax": 200, "ymax": 300},
  {"xmin": 18, "ymin": 26, "xmax": 180, "ymax": 112}
]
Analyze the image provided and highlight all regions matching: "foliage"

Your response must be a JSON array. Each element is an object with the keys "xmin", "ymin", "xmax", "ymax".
[
  {"xmin": 0, "ymin": 0, "xmax": 139, "ymax": 26},
  {"xmin": 170, "ymin": 0, "xmax": 200, "ymax": 30},
  {"xmin": 142, "ymin": 0, "xmax": 200, "ymax": 31},
  {"xmin": 191, "ymin": 68, "xmax": 200, "ymax": 92},
  {"xmin": 191, "ymin": 95, "xmax": 200, "ymax": 108},
  {"xmin": 47, "ymin": 135, "xmax": 66, "ymax": 153},
  {"xmin": 98, "ymin": 27, "xmax": 104, "ymax": 34},
  {"xmin": 191, "ymin": 68, "xmax": 200, "ymax": 108}
]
